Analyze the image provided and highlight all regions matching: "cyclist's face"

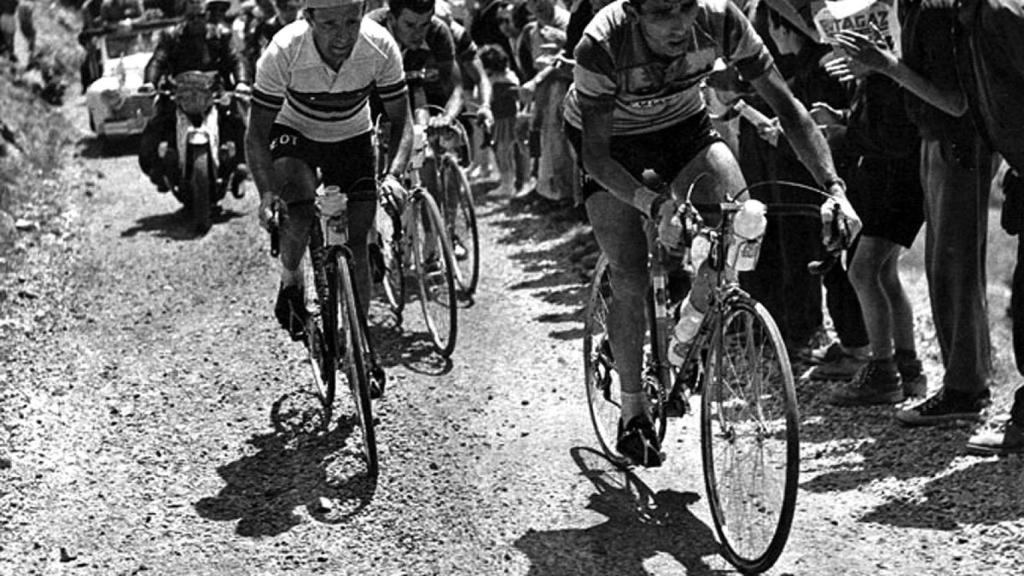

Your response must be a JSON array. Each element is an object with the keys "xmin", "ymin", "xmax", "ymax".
[
  {"xmin": 630, "ymin": 0, "xmax": 699, "ymax": 58},
  {"xmin": 390, "ymin": 8, "xmax": 434, "ymax": 48},
  {"xmin": 310, "ymin": 4, "xmax": 365, "ymax": 64}
]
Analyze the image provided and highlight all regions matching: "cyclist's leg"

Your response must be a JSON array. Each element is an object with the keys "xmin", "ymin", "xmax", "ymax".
[
  {"xmin": 274, "ymin": 157, "xmax": 318, "ymax": 280},
  {"xmin": 586, "ymin": 190, "xmax": 650, "ymax": 422},
  {"xmin": 668, "ymin": 140, "xmax": 747, "ymax": 312}
]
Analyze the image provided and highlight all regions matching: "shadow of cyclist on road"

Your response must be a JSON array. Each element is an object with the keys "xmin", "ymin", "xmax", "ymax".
[
  {"xmin": 513, "ymin": 447, "xmax": 725, "ymax": 576},
  {"xmin": 194, "ymin": 391, "xmax": 376, "ymax": 537}
]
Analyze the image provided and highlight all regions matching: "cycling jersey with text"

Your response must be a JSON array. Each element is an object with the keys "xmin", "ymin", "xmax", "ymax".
[{"xmin": 563, "ymin": 0, "xmax": 773, "ymax": 135}]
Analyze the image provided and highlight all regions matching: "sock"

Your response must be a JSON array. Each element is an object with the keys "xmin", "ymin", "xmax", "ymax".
[
  {"xmin": 620, "ymin": 391, "xmax": 650, "ymax": 424},
  {"xmin": 281, "ymin": 265, "xmax": 302, "ymax": 289}
]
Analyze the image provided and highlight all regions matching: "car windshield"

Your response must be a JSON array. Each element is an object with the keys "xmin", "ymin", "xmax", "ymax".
[{"xmin": 104, "ymin": 30, "xmax": 159, "ymax": 59}]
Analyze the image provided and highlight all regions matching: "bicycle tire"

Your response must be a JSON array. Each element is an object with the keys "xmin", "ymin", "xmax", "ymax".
[
  {"xmin": 304, "ymin": 238, "xmax": 336, "ymax": 417},
  {"xmin": 440, "ymin": 154, "xmax": 480, "ymax": 296},
  {"xmin": 189, "ymin": 147, "xmax": 212, "ymax": 234},
  {"xmin": 699, "ymin": 294, "xmax": 799, "ymax": 574},
  {"xmin": 582, "ymin": 255, "xmax": 668, "ymax": 466},
  {"xmin": 410, "ymin": 190, "xmax": 458, "ymax": 357},
  {"xmin": 375, "ymin": 192, "xmax": 406, "ymax": 316},
  {"xmin": 332, "ymin": 251, "xmax": 379, "ymax": 477}
]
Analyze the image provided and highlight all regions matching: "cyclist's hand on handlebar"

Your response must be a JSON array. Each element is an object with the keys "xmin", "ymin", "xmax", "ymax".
[
  {"xmin": 234, "ymin": 82, "xmax": 252, "ymax": 97},
  {"xmin": 476, "ymin": 105, "xmax": 494, "ymax": 129},
  {"xmin": 428, "ymin": 114, "xmax": 453, "ymax": 129},
  {"xmin": 655, "ymin": 195, "xmax": 685, "ymax": 252},
  {"xmin": 820, "ymin": 187, "xmax": 861, "ymax": 250},
  {"xmin": 259, "ymin": 195, "xmax": 283, "ymax": 232}
]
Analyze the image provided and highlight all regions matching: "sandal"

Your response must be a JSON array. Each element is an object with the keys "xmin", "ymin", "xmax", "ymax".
[{"xmin": 616, "ymin": 415, "xmax": 664, "ymax": 468}]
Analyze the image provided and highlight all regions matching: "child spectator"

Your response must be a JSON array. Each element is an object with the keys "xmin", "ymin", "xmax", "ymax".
[
  {"xmin": 479, "ymin": 43, "xmax": 521, "ymax": 197},
  {"xmin": 813, "ymin": 72, "xmax": 927, "ymax": 405}
]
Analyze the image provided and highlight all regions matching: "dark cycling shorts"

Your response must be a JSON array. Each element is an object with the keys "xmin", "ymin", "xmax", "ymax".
[
  {"xmin": 565, "ymin": 112, "xmax": 723, "ymax": 201},
  {"xmin": 269, "ymin": 124, "xmax": 377, "ymax": 202}
]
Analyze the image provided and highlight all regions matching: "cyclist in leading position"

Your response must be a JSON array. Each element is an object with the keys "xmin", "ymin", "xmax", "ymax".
[
  {"xmin": 366, "ymin": 0, "xmax": 469, "ymax": 258},
  {"xmin": 246, "ymin": 0, "xmax": 412, "ymax": 343},
  {"xmin": 564, "ymin": 0, "xmax": 862, "ymax": 466}
]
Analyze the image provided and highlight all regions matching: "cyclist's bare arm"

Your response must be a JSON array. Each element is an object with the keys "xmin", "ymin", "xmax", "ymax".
[
  {"xmin": 578, "ymin": 94, "xmax": 664, "ymax": 217},
  {"xmin": 245, "ymin": 104, "xmax": 282, "ymax": 227},
  {"xmin": 380, "ymin": 94, "xmax": 413, "ymax": 178},
  {"xmin": 471, "ymin": 56, "xmax": 493, "ymax": 125},
  {"xmin": 750, "ymin": 65, "xmax": 845, "ymax": 197},
  {"xmin": 438, "ymin": 59, "xmax": 465, "ymax": 125}
]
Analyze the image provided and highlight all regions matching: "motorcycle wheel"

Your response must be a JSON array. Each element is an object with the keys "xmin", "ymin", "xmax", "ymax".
[{"xmin": 190, "ymin": 147, "xmax": 212, "ymax": 234}]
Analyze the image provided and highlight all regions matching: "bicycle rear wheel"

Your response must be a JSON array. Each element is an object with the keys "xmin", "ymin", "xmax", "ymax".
[
  {"xmin": 440, "ymin": 154, "xmax": 480, "ymax": 296},
  {"xmin": 332, "ymin": 251, "xmax": 378, "ymax": 477},
  {"xmin": 582, "ymin": 255, "xmax": 668, "ymax": 465},
  {"xmin": 410, "ymin": 190, "xmax": 458, "ymax": 357},
  {"xmin": 700, "ymin": 295, "xmax": 798, "ymax": 574},
  {"xmin": 375, "ymin": 192, "xmax": 406, "ymax": 316}
]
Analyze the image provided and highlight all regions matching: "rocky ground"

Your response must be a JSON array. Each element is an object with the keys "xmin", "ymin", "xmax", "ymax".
[{"xmin": 1, "ymin": 96, "xmax": 1023, "ymax": 575}]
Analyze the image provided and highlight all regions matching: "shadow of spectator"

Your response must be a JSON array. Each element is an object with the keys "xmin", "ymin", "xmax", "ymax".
[
  {"xmin": 195, "ymin": 393, "xmax": 377, "ymax": 536},
  {"xmin": 513, "ymin": 447, "xmax": 725, "ymax": 575},
  {"xmin": 859, "ymin": 454, "xmax": 1024, "ymax": 530},
  {"xmin": 801, "ymin": 416, "xmax": 973, "ymax": 494}
]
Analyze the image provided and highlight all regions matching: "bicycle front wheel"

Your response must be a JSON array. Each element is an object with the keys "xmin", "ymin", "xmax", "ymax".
[
  {"xmin": 332, "ymin": 252, "xmax": 378, "ymax": 477},
  {"xmin": 700, "ymin": 295, "xmax": 798, "ymax": 574},
  {"xmin": 375, "ymin": 193, "xmax": 406, "ymax": 317},
  {"xmin": 440, "ymin": 154, "xmax": 480, "ymax": 296},
  {"xmin": 304, "ymin": 241, "xmax": 336, "ymax": 416},
  {"xmin": 410, "ymin": 190, "xmax": 458, "ymax": 357}
]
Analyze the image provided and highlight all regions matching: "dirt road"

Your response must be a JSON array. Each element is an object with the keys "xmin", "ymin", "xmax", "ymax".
[{"xmin": 2, "ymin": 101, "xmax": 1023, "ymax": 576}]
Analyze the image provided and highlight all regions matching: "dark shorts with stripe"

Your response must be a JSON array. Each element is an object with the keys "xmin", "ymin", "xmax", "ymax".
[
  {"xmin": 269, "ymin": 124, "xmax": 377, "ymax": 202},
  {"xmin": 565, "ymin": 112, "xmax": 723, "ymax": 201}
]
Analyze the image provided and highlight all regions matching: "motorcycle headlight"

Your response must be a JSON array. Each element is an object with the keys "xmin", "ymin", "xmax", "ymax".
[{"xmin": 101, "ymin": 89, "xmax": 125, "ymax": 110}]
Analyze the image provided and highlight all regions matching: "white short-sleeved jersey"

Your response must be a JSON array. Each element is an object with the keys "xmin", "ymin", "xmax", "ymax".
[
  {"xmin": 563, "ymin": 0, "xmax": 773, "ymax": 136},
  {"xmin": 253, "ymin": 18, "xmax": 407, "ymax": 142}
]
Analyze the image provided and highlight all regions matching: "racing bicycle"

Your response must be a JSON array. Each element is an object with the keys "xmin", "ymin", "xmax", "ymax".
[
  {"xmin": 583, "ymin": 180, "xmax": 835, "ymax": 573},
  {"xmin": 371, "ymin": 116, "xmax": 459, "ymax": 358},
  {"xmin": 269, "ymin": 182, "xmax": 382, "ymax": 477}
]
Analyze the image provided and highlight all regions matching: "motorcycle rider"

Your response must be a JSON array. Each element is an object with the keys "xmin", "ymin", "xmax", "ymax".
[{"xmin": 138, "ymin": 0, "xmax": 251, "ymax": 193}]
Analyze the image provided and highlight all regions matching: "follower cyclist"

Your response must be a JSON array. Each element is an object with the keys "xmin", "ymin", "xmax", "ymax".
[
  {"xmin": 246, "ymin": 0, "xmax": 412, "ymax": 367},
  {"xmin": 366, "ymin": 0, "xmax": 469, "ymax": 260},
  {"xmin": 564, "ymin": 0, "xmax": 861, "ymax": 466}
]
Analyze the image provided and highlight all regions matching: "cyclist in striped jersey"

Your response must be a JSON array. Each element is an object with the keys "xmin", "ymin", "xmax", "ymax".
[{"xmin": 246, "ymin": 0, "xmax": 413, "ymax": 341}]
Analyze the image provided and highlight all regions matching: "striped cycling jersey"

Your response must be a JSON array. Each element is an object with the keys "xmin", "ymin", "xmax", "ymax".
[
  {"xmin": 252, "ymin": 18, "xmax": 407, "ymax": 142},
  {"xmin": 563, "ymin": 0, "xmax": 773, "ymax": 136}
]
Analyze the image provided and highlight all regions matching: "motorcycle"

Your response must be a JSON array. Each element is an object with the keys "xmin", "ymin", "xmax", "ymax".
[{"xmin": 155, "ymin": 70, "xmax": 249, "ymax": 233}]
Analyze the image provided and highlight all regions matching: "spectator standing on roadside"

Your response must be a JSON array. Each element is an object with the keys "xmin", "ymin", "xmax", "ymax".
[
  {"xmin": 951, "ymin": 0, "xmax": 1024, "ymax": 454},
  {"xmin": 715, "ymin": 0, "xmax": 859, "ymax": 364},
  {"xmin": 516, "ymin": 0, "xmax": 575, "ymax": 205},
  {"xmin": 471, "ymin": 0, "xmax": 520, "ymax": 76},
  {"xmin": 837, "ymin": 0, "xmax": 994, "ymax": 426},
  {"xmin": 478, "ymin": 43, "xmax": 520, "ymax": 196},
  {"xmin": 814, "ymin": 70, "xmax": 926, "ymax": 406}
]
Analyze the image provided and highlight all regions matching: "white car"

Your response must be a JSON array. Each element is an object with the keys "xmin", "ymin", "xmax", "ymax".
[{"xmin": 83, "ymin": 21, "xmax": 174, "ymax": 139}]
